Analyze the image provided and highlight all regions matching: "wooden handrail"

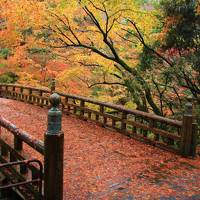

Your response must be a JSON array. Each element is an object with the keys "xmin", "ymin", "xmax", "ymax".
[
  {"xmin": 0, "ymin": 83, "xmax": 50, "ymax": 94},
  {"xmin": 0, "ymin": 117, "xmax": 44, "ymax": 155}
]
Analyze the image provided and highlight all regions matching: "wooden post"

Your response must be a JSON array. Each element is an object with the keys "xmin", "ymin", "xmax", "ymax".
[
  {"xmin": 44, "ymin": 93, "xmax": 64, "ymax": 200},
  {"xmin": 51, "ymin": 78, "xmax": 56, "ymax": 93},
  {"xmin": 12, "ymin": 86, "xmax": 15, "ymax": 99},
  {"xmin": 14, "ymin": 136, "xmax": 23, "ymax": 151},
  {"xmin": 180, "ymin": 101, "xmax": 194, "ymax": 157},
  {"xmin": 80, "ymin": 100, "xmax": 85, "ymax": 118},
  {"xmin": 100, "ymin": 105, "xmax": 107, "ymax": 126},
  {"xmin": 20, "ymin": 87, "xmax": 23, "ymax": 101},
  {"xmin": 1, "ymin": 145, "xmax": 8, "ymax": 157},
  {"xmin": 29, "ymin": 89, "xmax": 33, "ymax": 104},
  {"xmin": 132, "ymin": 115, "xmax": 137, "ymax": 135},
  {"xmin": 5, "ymin": 86, "xmax": 8, "ymax": 98},
  {"xmin": 121, "ymin": 111, "xmax": 127, "ymax": 132},
  {"xmin": 73, "ymin": 99, "xmax": 77, "ymax": 114},
  {"xmin": 190, "ymin": 122, "xmax": 198, "ymax": 157},
  {"xmin": 65, "ymin": 97, "xmax": 70, "ymax": 115},
  {"xmin": 38, "ymin": 90, "xmax": 43, "ymax": 106}
]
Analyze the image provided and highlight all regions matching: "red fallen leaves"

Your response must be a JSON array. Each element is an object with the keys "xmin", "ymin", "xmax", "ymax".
[{"xmin": 0, "ymin": 98, "xmax": 200, "ymax": 200}]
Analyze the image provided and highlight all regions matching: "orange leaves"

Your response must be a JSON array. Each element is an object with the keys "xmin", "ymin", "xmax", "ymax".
[{"xmin": 0, "ymin": 0, "xmax": 46, "ymax": 48}]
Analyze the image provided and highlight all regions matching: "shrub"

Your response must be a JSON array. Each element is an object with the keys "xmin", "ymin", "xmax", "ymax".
[{"xmin": 0, "ymin": 72, "xmax": 19, "ymax": 83}]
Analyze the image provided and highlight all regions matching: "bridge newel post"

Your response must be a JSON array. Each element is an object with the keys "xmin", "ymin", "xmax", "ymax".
[
  {"xmin": 50, "ymin": 78, "xmax": 56, "ymax": 93},
  {"xmin": 180, "ymin": 100, "xmax": 197, "ymax": 157},
  {"xmin": 44, "ymin": 93, "xmax": 64, "ymax": 200}
]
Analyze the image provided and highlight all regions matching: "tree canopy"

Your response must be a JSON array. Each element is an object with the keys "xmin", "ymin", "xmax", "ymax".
[{"xmin": 0, "ymin": 0, "xmax": 199, "ymax": 118}]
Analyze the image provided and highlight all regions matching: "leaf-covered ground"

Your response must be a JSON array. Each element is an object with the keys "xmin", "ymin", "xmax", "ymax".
[{"xmin": 0, "ymin": 98, "xmax": 200, "ymax": 200}]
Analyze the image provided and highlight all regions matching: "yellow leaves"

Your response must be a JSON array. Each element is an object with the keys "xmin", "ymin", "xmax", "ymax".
[
  {"xmin": 1, "ymin": 0, "xmax": 45, "ymax": 28},
  {"xmin": 56, "ymin": 64, "xmax": 90, "ymax": 95},
  {"xmin": 0, "ymin": 0, "xmax": 162, "ymax": 99},
  {"xmin": 57, "ymin": 66, "xmax": 85, "ymax": 82},
  {"xmin": 43, "ymin": 0, "xmax": 162, "ymax": 100},
  {"xmin": 0, "ymin": 0, "xmax": 47, "ymax": 48},
  {"xmin": 17, "ymin": 71, "xmax": 40, "ymax": 86},
  {"xmin": 196, "ymin": 1, "xmax": 200, "ymax": 15},
  {"xmin": 49, "ymin": 0, "xmax": 160, "ymax": 64}
]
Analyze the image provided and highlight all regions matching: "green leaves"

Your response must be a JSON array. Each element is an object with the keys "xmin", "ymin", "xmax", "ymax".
[
  {"xmin": 0, "ymin": 72, "xmax": 19, "ymax": 83},
  {"xmin": 0, "ymin": 48, "xmax": 12, "ymax": 59}
]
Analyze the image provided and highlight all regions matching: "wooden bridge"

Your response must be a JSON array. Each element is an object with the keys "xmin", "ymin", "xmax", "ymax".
[{"xmin": 0, "ymin": 84, "xmax": 199, "ymax": 200}]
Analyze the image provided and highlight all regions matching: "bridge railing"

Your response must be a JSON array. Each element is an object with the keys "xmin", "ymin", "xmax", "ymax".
[
  {"xmin": 0, "ymin": 84, "xmax": 51, "ymax": 107},
  {"xmin": 0, "ymin": 91, "xmax": 64, "ymax": 200},
  {"xmin": 0, "ymin": 117, "xmax": 44, "ymax": 199},
  {"xmin": 59, "ymin": 92, "xmax": 182, "ymax": 152},
  {"xmin": 0, "ymin": 84, "xmax": 197, "ymax": 157}
]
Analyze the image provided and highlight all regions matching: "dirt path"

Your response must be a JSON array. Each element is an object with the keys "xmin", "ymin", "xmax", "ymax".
[{"xmin": 0, "ymin": 98, "xmax": 200, "ymax": 200}]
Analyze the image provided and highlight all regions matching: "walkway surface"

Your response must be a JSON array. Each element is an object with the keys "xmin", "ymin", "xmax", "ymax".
[{"xmin": 0, "ymin": 98, "xmax": 200, "ymax": 200}]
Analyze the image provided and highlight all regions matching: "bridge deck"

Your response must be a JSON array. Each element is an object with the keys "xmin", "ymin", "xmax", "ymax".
[{"xmin": 0, "ymin": 98, "xmax": 200, "ymax": 200}]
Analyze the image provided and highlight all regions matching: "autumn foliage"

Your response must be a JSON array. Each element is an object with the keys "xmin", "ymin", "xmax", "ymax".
[{"xmin": 0, "ymin": 0, "xmax": 199, "ymax": 118}]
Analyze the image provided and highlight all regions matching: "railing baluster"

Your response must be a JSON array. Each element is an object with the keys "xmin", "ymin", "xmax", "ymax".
[
  {"xmin": 99, "ymin": 105, "xmax": 107, "ymax": 126},
  {"xmin": 64, "ymin": 97, "xmax": 68, "ymax": 106},
  {"xmin": 38, "ymin": 91, "xmax": 42, "ymax": 107},
  {"xmin": 41, "ymin": 98, "xmax": 45, "ymax": 107},
  {"xmin": 64, "ymin": 97, "xmax": 70, "ymax": 114},
  {"xmin": 112, "ymin": 119, "xmax": 116, "ymax": 128},
  {"xmin": 36, "ymin": 96, "xmax": 40, "ymax": 105},
  {"xmin": 150, "ymin": 120, "xmax": 158, "ymax": 141},
  {"xmin": 1, "ymin": 144, "xmax": 8, "ymax": 157},
  {"xmin": 121, "ymin": 111, "xmax": 127, "ymax": 132},
  {"xmin": 20, "ymin": 87, "xmax": 24, "ymax": 101},
  {"xmin": 14, "ymin": 135, "xmax": 23, "ymax": 151},
  {"xmin": 190, "ymin": 122, "xmax": 198, "ymax": 157},
  {"xmin": 96, "ymin": 108, "xmax": 99, "ymax": 121},
  {"xmin": 88, "ymin": 111, "xmax": 92, "ymax": 120},
  {"xmin": 5, "ymin": 86, "xmax": 8, "ymax": 98},
  {"xmin": 45, "ymin": 98, "xmax": 49, "ymax": 106},
  {"xmin": 11, "ymin": 86, "xmax": 15, "ymax": 99},
  {"xmin": 143, "ymin": 118, "xmax": 148, "ymax": 137},
  {"xmin": 32, "ymin": 95, "xmax": 36, "ymax": 104},
  {"xmin": 132, "ymin": 115, "xmax": 137, "ymax": 135},
  {"xmin": 80, "ymin": 100, "xmax": 85, "ymax": 118},
  {"xmin": 29, "ymin": 89, "xmax": 33, "ymax": 104},
  {"xmin": 73, "ymin": 99, "xmax": 77, "ymax": 114}
]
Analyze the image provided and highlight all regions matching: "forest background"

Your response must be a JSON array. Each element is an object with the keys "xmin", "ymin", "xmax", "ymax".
[{"xmin": 0, "ymin": 0, "xmax": 199, "ymax": 125}]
